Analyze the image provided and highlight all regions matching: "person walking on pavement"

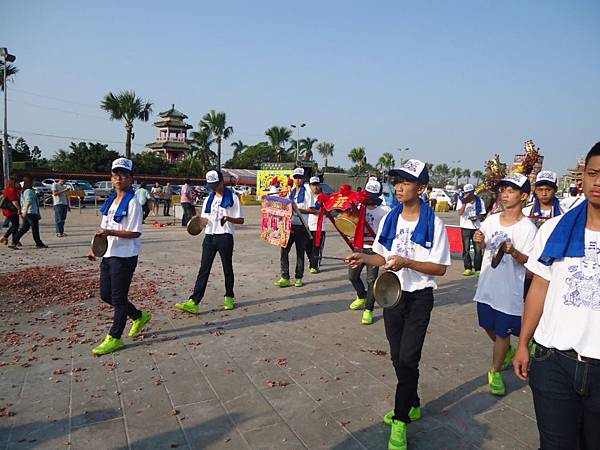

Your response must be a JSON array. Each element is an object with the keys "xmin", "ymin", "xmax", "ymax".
[
  {"xmin": 163, "ymin": 182, "xmax": 173, "ymax": 216},
  {"xmin": 10, "ymin": 175, "xmax": 48, "ymax": 249},
  {"xmin": 51, "ymin": 176, "xmax": 70, "ymax": 237},
  {"xmin": 180, "ymin": 179, "xmax": 196, "ymax": 226},
  {"xmin": 1, "ymin": 175, "xmax": 21, "ymax": 247}
]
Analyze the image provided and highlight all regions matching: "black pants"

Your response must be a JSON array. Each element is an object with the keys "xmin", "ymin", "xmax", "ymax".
[
  {"xmin": 100, "ymin": 256, "xmax": 141, "ymax": 339},
  {"xmin": 384, "ymin": 287, "xmax": 434, "ymax": 423},
  {"xmin": 305, "ymin": 231, "xmax": 325, "ymax": 270},
  {"xmin": 529, "ymin": 344, "xmax": 600, "ymax": 450},
  {"xmin": 3, "ymin": 215, "xmax": 19, "ymax": 240},
  {"xmin": 348, "ymin": 248, "xmax": 379, "ymax": 311},
  {"xmin": 13, "ymin": 214, "xmax": 45, "ymax": 246},
  {"xmin": 280, "ymin": 225, "xmax": 309, "ymax": 279},
  {"xmin": 181, "ymin": 202, "xmax": 196, "ymax": 226},
  {"xmin": 142, "ymin": 203, "xmax": 150, "ymax": 222},
  {"xmin": 163, "ymin": 199, "xmax": 171, "ymax": 216},
  {"xmin": 461, "ymin": 228, "xmax": 482, "ymax": 271},
  {"xmin": 190, "ymin": 234, "xmax": 235, "ymax": 303}
]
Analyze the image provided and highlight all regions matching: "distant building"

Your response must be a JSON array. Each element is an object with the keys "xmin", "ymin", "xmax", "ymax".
[
  {"xmin": 561, "ymin": 157, "xmax": 584, "ymax": 192},
  {"xmin": 146, "ymin": 105, "xmax": 192, "ymax": 162}
]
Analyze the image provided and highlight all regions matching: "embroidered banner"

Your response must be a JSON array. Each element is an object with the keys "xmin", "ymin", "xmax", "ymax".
[{"xmin": 261, "ymin": 196, "xmax": 293, "ymax": 247}]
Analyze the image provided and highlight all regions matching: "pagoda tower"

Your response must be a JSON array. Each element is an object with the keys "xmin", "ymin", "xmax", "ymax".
[{"xmin": 146, "ymin": 104, "xmax": 192, "ymax": 162}]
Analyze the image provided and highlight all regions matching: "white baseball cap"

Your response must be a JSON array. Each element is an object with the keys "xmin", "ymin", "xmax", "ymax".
[
  {"xmin": 365, "ymin": 179, "xmax": 382, "ymax": 194},
  {"xmin": 309, "ymin": 176, "xmax": 320, "ymax": 184},
  {"xmin": 463, "ymin": 183, "xmax": 475, "ymax": 193},
  {"xmin": 111, "ymin": 157, "xmax": 133, "ymax": 173},
  {"xmin": 499, "ymin": 173, "xmax": 531, "ymax": 193},
  {"xmin": 206, "ymin": 170, "xmax": 223, "ymax": 190},
  {"xmin": 389, "ymin": 159, "xmax": 429, "ymax": 184},
  {"xmin": 535, "ymin": 170, "xmax": 558, "ymax": 188},
  {"xmin": 293, "ymin": 167, "xmax": 305, "ymax": 178}
]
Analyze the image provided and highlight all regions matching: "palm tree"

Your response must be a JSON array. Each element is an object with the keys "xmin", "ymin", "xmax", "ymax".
[
  {"xmin": 462, "ymin": 168, "xmax": 471, "ymax": 184},
  {"xmin": 265, "ymin": 126, "xmax": 292, "ymax": 162},
  {"xmin": 349, "ymin": 146, "xmax": 367, "ymax": 173},
  {"xmin": 188, "ymin": 128, "xmax": 216, "ymax": 173},
  {"xmin": 377, "ymin": 152, "xmax": 395, "ymax": 171},
  {"xmin": 0, "ymin": 62, "xmax": 18, "ymax": 91},
  {"xmin": 231, "ymin": 140, "xmax": 247, "ymax": 158},
  {"xmin": 473, "ymin": 170, "xmax": 484, "ymax": 185},
  {"xmin": 200, "ymin": 110, "xmax": 233, "ymax": 170},
  {"xmin": 300, "ymin": 137, "xmax": 318, "ymax": 160},
  {"xmin": 101, "ymin": 90, "xmax": 153, "ymax": 159},
  {"xmin": 450, "ymin": 167, "xmax": 463, "ymax": 186},
  {"xmin": 316, "ymin": 142, "xmax": 334, "ymax": 171}
]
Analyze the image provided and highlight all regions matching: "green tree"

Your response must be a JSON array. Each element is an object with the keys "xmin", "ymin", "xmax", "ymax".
[
  {"xmin": 300, "ymin": 137, "xmax": 318, "ymax": 160},
  {"xmin": 200, "ymin": 110, "xmax": 233, "ymax": 170},
  {"xmin": 223, "ymin": 141, "xmax": 292, "ymax": 169},
  {"xmin": 0, "ymin": 62, "xmax": 18, "ymax": 91},
  {"xmin": 188, "ymin": 128, "xmax": 216, "ymax": 174},
  {"xmin": 265, "ymin": 126, "xmax": 292, "ymax": 162},
  {"xmin": 12, "ymin": 137, "xmax": 31, "ymax": 162},
  {"xmin": 230, "ymin": 140, "xmax": 247, "ymax": 158},
  {"xmin": 131, "ymin": 151, "xmax": 170, "ymax": 175},
  {"xmin": 429, "ymin": 163, "xmax": 451, "ymax": 188},
  {"xmin": 376, "ymin": 152, "xmax": 395, "ymax": 171},
  {"xmin": 316, "ymin": 142, "xmax": 334, "ymax": 171},
  {"xmin": 472, "ymin": 170, "xmax": 484, "ymax": 185},
  {"xmin": 348, "ymin": 146, "xmax": 367, "ymax": 173},
  {"xmin": 462, "ymin": 168, "xmax": 471, "ymax": 184},
  {"xmin": 100, "ymin": 90, "xmax": 153, "ymax": 160},
  {"xmin": 50, "ymin": 142, "xmax": 121, "ymax": 172}
]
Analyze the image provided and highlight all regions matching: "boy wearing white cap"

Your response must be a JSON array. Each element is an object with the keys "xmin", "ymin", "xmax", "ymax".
[
  {"xmin": 88, "ymin": 158, "xmax": 152, "ymax": 356},
  {"xmin": 306, "ymin": 176, "xmax": 325, "ymax": 272},
  {"xmin": 176, "ymin": 170, "xmax": 244, "ymax": 313},
  {"xmin": 348, "ymin": 178, "xmax": 390, "ymax": 325},
  {"xmin": 274, "ymin": 167, "xmax": 316, "ymax": 287},
  {"xmin": 346, "ymin": 160, "xmax": 450, "ymax": 450},
  {"xmin": 473, "ymin": 173, "xmax": 537, "ymax": 396},
  {"xmin": 523, "ymin": 171, "xmax": 564, "ymax": 220},
  {"xmin": 457, "ymin": 183, "xmax": 486, "ymax": 276}
]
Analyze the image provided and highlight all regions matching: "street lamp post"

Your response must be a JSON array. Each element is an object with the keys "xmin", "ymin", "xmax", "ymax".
[
  {"xmin": 1, "ymin": 47, "xmax": 16, "ymax": 187},
  {"xmin": 290, "ymin": 123, "xmax": 305, "ymax": 163},
  {"xmin": 398, "ymin": 147, "xmax": 409, "ymax": 166}
]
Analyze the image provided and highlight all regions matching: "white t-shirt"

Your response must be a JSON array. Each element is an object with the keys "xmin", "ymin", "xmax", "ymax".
[
  {"xmin": 51, "ymin": 182, "xmax": 68, "ymax": 206},
  {"xmin": 363, "ymin": 204, "xmax": 391, "ymax": 248},
  {"xmin": 457, "ymin": 196, "xmax": 486, "ymax": 229},
  {"xmin": 371, "ymin": 213, "xmax": 451, "ymax": 292},
  {"xmin": 200, "ymin": 192, "xmax": 244, "ymax": 235},
  {"xmin": 100, "ymin": 197, "xmax": 143, "ymax": 258},
  {"xmin": 560, "ymin": 196, "xmax": 584, "ymax": 212},
  {"xmin": 473, "ymin": 213, "xmax": 538, "ymax": 316},
  {"xmin": 525, "ymin": 216, "xmax": 600, "ymax": 359},
  {"xmin": 289, "ymin": 187, "xmax": 315, "ymax": 227}
]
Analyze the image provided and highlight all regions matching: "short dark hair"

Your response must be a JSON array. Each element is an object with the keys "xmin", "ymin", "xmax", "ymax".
[
  {"xmin": 185, "ymin": 178, "xmax": 191, "ymax": 184},
  {"xmin": 585, "ymin": 142, "xmax": 600, "ymax": 167}
]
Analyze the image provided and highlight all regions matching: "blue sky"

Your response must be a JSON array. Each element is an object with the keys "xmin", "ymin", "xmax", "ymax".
[{"xmin": 3, "ymin": 0, "xmax": 599, "ymax": 174}]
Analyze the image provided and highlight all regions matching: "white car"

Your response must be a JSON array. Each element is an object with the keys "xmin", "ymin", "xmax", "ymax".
[{"xmin": 430, "ymin": 188, "xmax": 452, "ymax": 205}]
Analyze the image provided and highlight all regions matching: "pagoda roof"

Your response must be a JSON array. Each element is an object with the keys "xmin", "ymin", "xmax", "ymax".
[
  {"xmin": 153, "ymin": 118, "xmax": 193, "ymax": 129},
  {"xmin": 158, "ymin": 104, "xmax": 188, "ymax": 119},
  {"xmin": 146, "ymin": 141, "xmax": 191, "ymax": 151}
]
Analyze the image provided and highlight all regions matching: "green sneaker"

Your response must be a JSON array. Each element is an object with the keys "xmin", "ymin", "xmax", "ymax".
[
  {"xmin": 383, "ymin": 407, "xmax": 421, "ymax": 426},
  {"xmin": 463, "ymin": 269, "xmax": 474, "ymax": 276},
  {"xmin": 475, "ymin": 270, "xmax": 481, "ymax": 276},
  {"xmin": 362, "ymin": 310, "xmax": 373, "ymax": 325},
  {"xmin": 309, "ymin": 268, "xmax": 319, "ymax": 274},
  {"xmin": 349, "ymin": 297, "xmax": 366, "ymax": 310},
  {"xmin": 294, "ymin": 278, "xmax": 303, "ymax": 287},
  {"xmin": 274, "ymin": 278, "xmax": 291, "ymax": 287},
  {"xmin": 388, "ymin": 419, "xmax": 408, "ymax": 450},
  {"xmin": 224, "ymin": 296, "xmax": 234, "ymax": 310},
  {"xmin": 501, "ymin": 345, "xmax": 516, "ymax": 371},
  {"xmin": 128, "ymin": 311, "xmax": 152, "ymax": 337},
  {"xmin": 92, "ymin": 335, "xmax": 124, "ymax": 356},
  {"xmin": 529, "ymin": 339, "xmax": 537, "ymax": 357},
  {"xmin": 175, "ymin": 299, "xmax": 200, "ymax": 314},
  {"xmin": 488, "ymin": 370, "xmax": 505, "ymax": 396}
]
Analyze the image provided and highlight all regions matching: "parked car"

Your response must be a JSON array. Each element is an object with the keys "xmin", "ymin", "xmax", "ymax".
[
  {"xmin": 41, "ymin": 178, "xmax": 57, "ymax": 188},
  {"xmin": 69, "ymin": 180, "xmax": 96, "ymax": 204},
  {"xmin": 94, "ymin": 181, "xmax": 113, "ymax": 199},
  {"xmin": 430, "ymin": 188, "xmax": 453, "ymax": 206},
  {"xmin": 32, "ymin": 181, "xmax": 51, "ymax": 199}
]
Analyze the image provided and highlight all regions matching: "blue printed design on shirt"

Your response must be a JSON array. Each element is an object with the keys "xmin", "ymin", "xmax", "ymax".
[
  {"xmin": 487, "ymin": 231, "xmax": 511, "ymax": 266},
  {"xmin": 394, "ymin": 227, "xmax": 416, "ymax": 258},
  {"xmin": 563, "ymin": 241, "xmax": 600, "ymax": 310}
]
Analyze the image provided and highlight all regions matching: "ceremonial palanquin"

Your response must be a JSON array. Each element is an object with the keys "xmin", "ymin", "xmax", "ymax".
[{"xmin": 261, "ymin": 196, "xmax": 293, "ymax": 247}]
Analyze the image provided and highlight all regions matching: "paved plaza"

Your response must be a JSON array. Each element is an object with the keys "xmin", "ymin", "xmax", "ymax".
[{"xmin": 0, "ymin": 206, "xmax": 539, "ymax": 449}]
